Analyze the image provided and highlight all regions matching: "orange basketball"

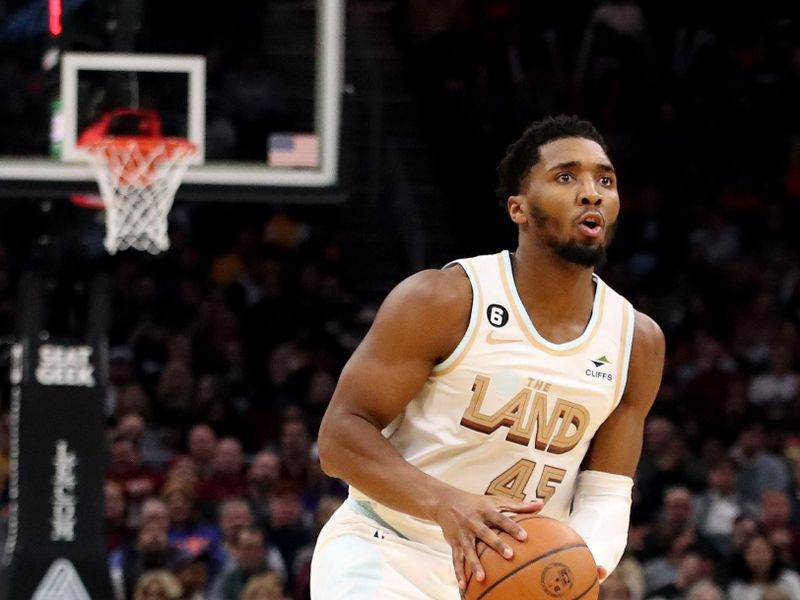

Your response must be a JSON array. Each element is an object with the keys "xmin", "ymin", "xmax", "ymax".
[{"xmin": 464, "ymin": 515, "xmax": 600, "ymax": 600}]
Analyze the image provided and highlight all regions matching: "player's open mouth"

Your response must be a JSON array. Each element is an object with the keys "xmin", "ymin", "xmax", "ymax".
[{"xmin": 577, "ymin": 213, "xmax": 604, "ymax": 238}]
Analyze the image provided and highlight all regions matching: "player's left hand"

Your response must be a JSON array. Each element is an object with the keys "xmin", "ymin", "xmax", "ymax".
[
  {"xmin": 432, "ymin": 489, "xmax": 543, "ymax": 592},
  {"xmin": 597, "ymin": 566, "xmax": 607, "ymax": 582}
]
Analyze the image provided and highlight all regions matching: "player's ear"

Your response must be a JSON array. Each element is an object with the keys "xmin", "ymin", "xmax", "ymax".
[{"xmin": 508, "ymin": 196, "xmax": 527, "ymax": 224}]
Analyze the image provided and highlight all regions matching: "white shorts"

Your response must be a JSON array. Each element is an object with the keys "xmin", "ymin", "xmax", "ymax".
[{"xmin": 310, "ymin": 499, "xmax": 460, "ymax": 600}]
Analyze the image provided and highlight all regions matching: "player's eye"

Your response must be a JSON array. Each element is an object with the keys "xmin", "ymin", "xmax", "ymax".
[
  {"xmin": 599, "ymin": 176, "xmax": 614, "ymax": 187},
  {"xmin": 556, "ymin": 173, "xmax": 573, "ymax": 183}
]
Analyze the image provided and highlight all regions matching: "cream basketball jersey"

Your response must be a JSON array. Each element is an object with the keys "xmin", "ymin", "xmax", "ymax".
[{"xmin": 349, "ymin": 250, "xmax": 636, "ymax": 553}]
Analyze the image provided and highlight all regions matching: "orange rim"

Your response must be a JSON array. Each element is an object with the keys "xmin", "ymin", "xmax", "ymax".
[{"xmin": 83, "ymin": 136, "xmax": 197, "ymax": 188}]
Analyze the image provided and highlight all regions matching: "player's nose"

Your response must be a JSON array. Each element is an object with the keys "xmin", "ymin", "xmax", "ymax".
[
  {"xmin": 578, "ymin": 189, "xmax": 602, "ymax": 206},
  {"xmin": 577, "ymin": 178, "xmax": 602, "ymax": 205}
]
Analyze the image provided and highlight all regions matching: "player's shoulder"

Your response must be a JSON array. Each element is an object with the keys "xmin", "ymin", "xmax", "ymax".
[
  {"xmin": 631, "ymin": 309, "xmax": 665, "ymax": 362},
  {"xmin": 368, "ymin": 266, "xmax": 473, "ymax": 359},
  {"xmin": 380, "ymin": 265, "xmax": 471, "ymax": 318},
  {"xmin": 632, "ymin": 310, "xmax": 664, "ymax": 346}
]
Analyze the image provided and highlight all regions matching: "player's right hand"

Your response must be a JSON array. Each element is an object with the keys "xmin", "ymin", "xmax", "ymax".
[{"xmin": 432, "ymin": 490, "xmax": 543, "ymax": 592}]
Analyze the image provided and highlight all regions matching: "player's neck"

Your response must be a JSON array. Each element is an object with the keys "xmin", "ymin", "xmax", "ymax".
[{"xmin": 510, "ymin": 241, "xmax": 596, "ymax": 332}]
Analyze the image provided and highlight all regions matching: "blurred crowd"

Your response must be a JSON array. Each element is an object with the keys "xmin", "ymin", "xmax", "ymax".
[
  {"xmin": 1, "ymin": 0, "xmax": 800, "ymax": 599},
  {"xmin": 0, "ymin": 204, "xmax": 359, "ymax": 600}
]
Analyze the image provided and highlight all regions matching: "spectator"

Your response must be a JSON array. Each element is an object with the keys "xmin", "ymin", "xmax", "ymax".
[
  {"xmin": 642, "ymin": 527, "xmax": 702, "ymax": 595},
  {"xmin": 156, "ymin": 361, "xmax": 196, "ymax": 427},
  {"xmin": 646, "ymin": 551, "xmax": 715, "ymax": 599},
  {"xmin": 762, "ymin": 587, "xmax": 792, "ymax": 600},
  {"xmin": 106, "ymin": 479, "xmax": 131, "ymax": 553},
  {"xmin": 731, "ymin": 423, "xmax": 791, "ymax": 502},
  {"xmin": 186, "ymin": 425, "xmax": 218, "ymax": 482},
  {"xmin": 107, "ymin": 435, "xmax": 164, "ymax": 515},
  {"xmin": 261, "ymin": 346, "xmax": 311, "ymax": 417},
  {"xmin": 193, "ymin": 375, "xmax": 232, "ymax": 432},
  {"xmin": 733, "ymin": 292, "xmax": 787, "ymax": 377},
  {"xmin": 601, "ymin": 569, "xmax": 637, "ymax": 600},
  {"xmin": 132, "ymin": 570, "xmax": 183, "ymax": 600},
  {"xmin": 110, "ymin": 521, "xmax": 182, "ymax": 600},
  {"xmin": 640, "ymin": 487, "xmax": 702, "ymax": 561},
  {"xmin": 748, "ymin": 345, "xmax": 800, "ymax": 420},
  {"xmin": 240, "ymin": 572, "xmax": 288, "ymax": 600},
  {"xmin": 759, "ymin": 490, "xmax": 800, "ymax": 568},
  {"xmin": 163, "ymin": 480, "xmax": 222, "ymax": 573},
  {"xmin": 685, "ymin": 580, "xmax": 724, "ymax": 600},
  {"xmin": 216, "ymin": 497, "xmax": 286, "ymax": 581},
  {"xmin": 209, "ymin": 527, "xmax": 275, "ymax": 600},
  {"xmin": 197, "ymin": 437, "xmax": 247, "ymax": 506},
  {"xmin": 165, "ymin": 457, "xmax": 201, "ymax": 494},
  {"xmin": 635, "ymin": 419, "xmax": 706, "ymax": 525},
  {"xmin": 265, "ymin": 487, "xmax": 311, "ymax": 588},
  {"xmin": 717, "ymin": 515, "xmax": 760, "ymax": 585},
  {"xmin": 108, "ymin": 346, "xmax": 138, "ymax": 414},
  {"xmin": 761, "ymin": 490, "xmax": 796, "ymax": 535},
  {"xmin": 680, "ymin": 332, "xmax": 738, "ymax": 429},
  {"xmin": 694, "ymin": 458, "xmax": 750, "ymax": 553},
  {"xmin": 728, "ymin": 535, "xmax": 800, "ymax": 599},
  {"xmin": 277, "ymin": 416, "xmax": 326, "ymax": 513},
  {"xmin": 170, "ymin": 549, "xmax": 211, "ymax": 600},
  {"xmin": 141, "ymin": 497, "xmax": 171, "ymax": 531},
  {"xmin": 246, "ymin": 450, "xmax": 281, "ymax": 529},
  {"xmin": 115, "ymin": 384, "xmax": 154, "ymax": 424},
  {"xmin": 217, "ymin": 497, "xmax": 253, "ymax": 556},
  {"xmin": 118, "ymin": 412, "xmax": 172, "ymax": 469}
]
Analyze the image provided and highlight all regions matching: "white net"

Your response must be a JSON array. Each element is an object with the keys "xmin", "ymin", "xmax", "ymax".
[{"xmin": 83, "ymin": 137, "xmax": 197, "ymax": 254}]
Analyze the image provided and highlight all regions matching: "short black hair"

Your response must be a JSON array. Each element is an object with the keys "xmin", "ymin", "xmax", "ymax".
[{"xmin": 495, "ymin": 115, "xmax": 608, "ymax": 206}]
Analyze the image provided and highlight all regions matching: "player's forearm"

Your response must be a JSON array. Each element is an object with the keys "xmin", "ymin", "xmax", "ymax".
[
  {"xmin": 567, "ymin": 470, "xmax": 632, "ymax": 580},
  {"xmin": 318, "ymin": 411, "xmax": 454, "ymax": 521}
]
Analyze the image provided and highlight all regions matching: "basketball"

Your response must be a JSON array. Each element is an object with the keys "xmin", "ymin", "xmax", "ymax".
[{"xmin": 464, "ymin": 515, "xmax": 600, "ymax": 600}]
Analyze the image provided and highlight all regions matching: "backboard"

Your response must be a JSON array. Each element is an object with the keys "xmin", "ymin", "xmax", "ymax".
[{"xmin": 0, "ymin": 0, "xmax": 343, "ymax": 191}]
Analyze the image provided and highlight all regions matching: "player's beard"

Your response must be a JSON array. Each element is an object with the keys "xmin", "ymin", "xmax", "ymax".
[{"xmin": 530, "ymin": 204, "xmax": 616, "ymax": 268}]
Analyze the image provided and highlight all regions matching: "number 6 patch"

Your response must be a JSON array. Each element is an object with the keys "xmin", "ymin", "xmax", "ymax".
[{"xmin": 486, "ymin": 304, "xmax": 509, "ymax": 327}]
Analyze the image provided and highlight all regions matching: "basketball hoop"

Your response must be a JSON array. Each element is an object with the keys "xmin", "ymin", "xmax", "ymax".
[
  {"xmin": 82, "ymin": 136, "xmax": 196, "ymax": 254},
  {"xmin": 75, "ymin": 108, "xmax": 196, "ymax": 254}
]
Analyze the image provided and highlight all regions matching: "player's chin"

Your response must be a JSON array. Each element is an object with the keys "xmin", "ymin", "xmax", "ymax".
[
  {"xmin": 584, "ymin": 234, "xmax": 614, "ymax": 253},
  {"xmin": 574, "ymin": 231, "xmax": 605, "ymax": 245},
  {"xmin": 567, "ymin": 236, "xmax": 605, "ymax": 254},
  {"xmin": 556, "ymin": 241, "xmax": 607, "ymax": 269}
]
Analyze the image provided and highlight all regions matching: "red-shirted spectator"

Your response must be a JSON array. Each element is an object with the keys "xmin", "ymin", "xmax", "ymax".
[
  {"xmin": 247, "ymin": 450, "xmax": 281, "ymax": 530},
  {"xmin": 197, "ymin": 437, "xmax": 247, "ymax": 505},
  {"xmin": 187, "ymin": 424, "xmax": 218, "ymax": 481},
  {"xmin": 107, "ymin": 436, "xmax": 164, "ymax": 511},
  {"xmin": 105, "ymin": 479, "xmax": 130, "ymax": 553}
]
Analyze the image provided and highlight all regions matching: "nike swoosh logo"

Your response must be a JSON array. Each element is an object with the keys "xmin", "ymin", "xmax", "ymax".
[{"xmin": 486, "ymin": 330, "xmax": 523, "ymax": 345}]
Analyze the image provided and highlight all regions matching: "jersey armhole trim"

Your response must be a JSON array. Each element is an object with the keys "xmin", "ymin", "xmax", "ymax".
[
  {"xmin": 613, "ymin": 302, "xmax": 636, "ymax": 408},
  {"xmin": 432, "ymin": 260, "xmax": 481, "ymax": 376}
]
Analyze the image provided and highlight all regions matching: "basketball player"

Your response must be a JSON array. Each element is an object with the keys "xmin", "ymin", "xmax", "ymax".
[{"xmin": 310, "ymin": 115, "xmax": 665, "ymax": 599}]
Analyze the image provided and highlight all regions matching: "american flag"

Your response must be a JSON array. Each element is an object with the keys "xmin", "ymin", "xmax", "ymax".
[{"xmin": 268, "ymin": 133, "xmax": 319, "ymax": 168}]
